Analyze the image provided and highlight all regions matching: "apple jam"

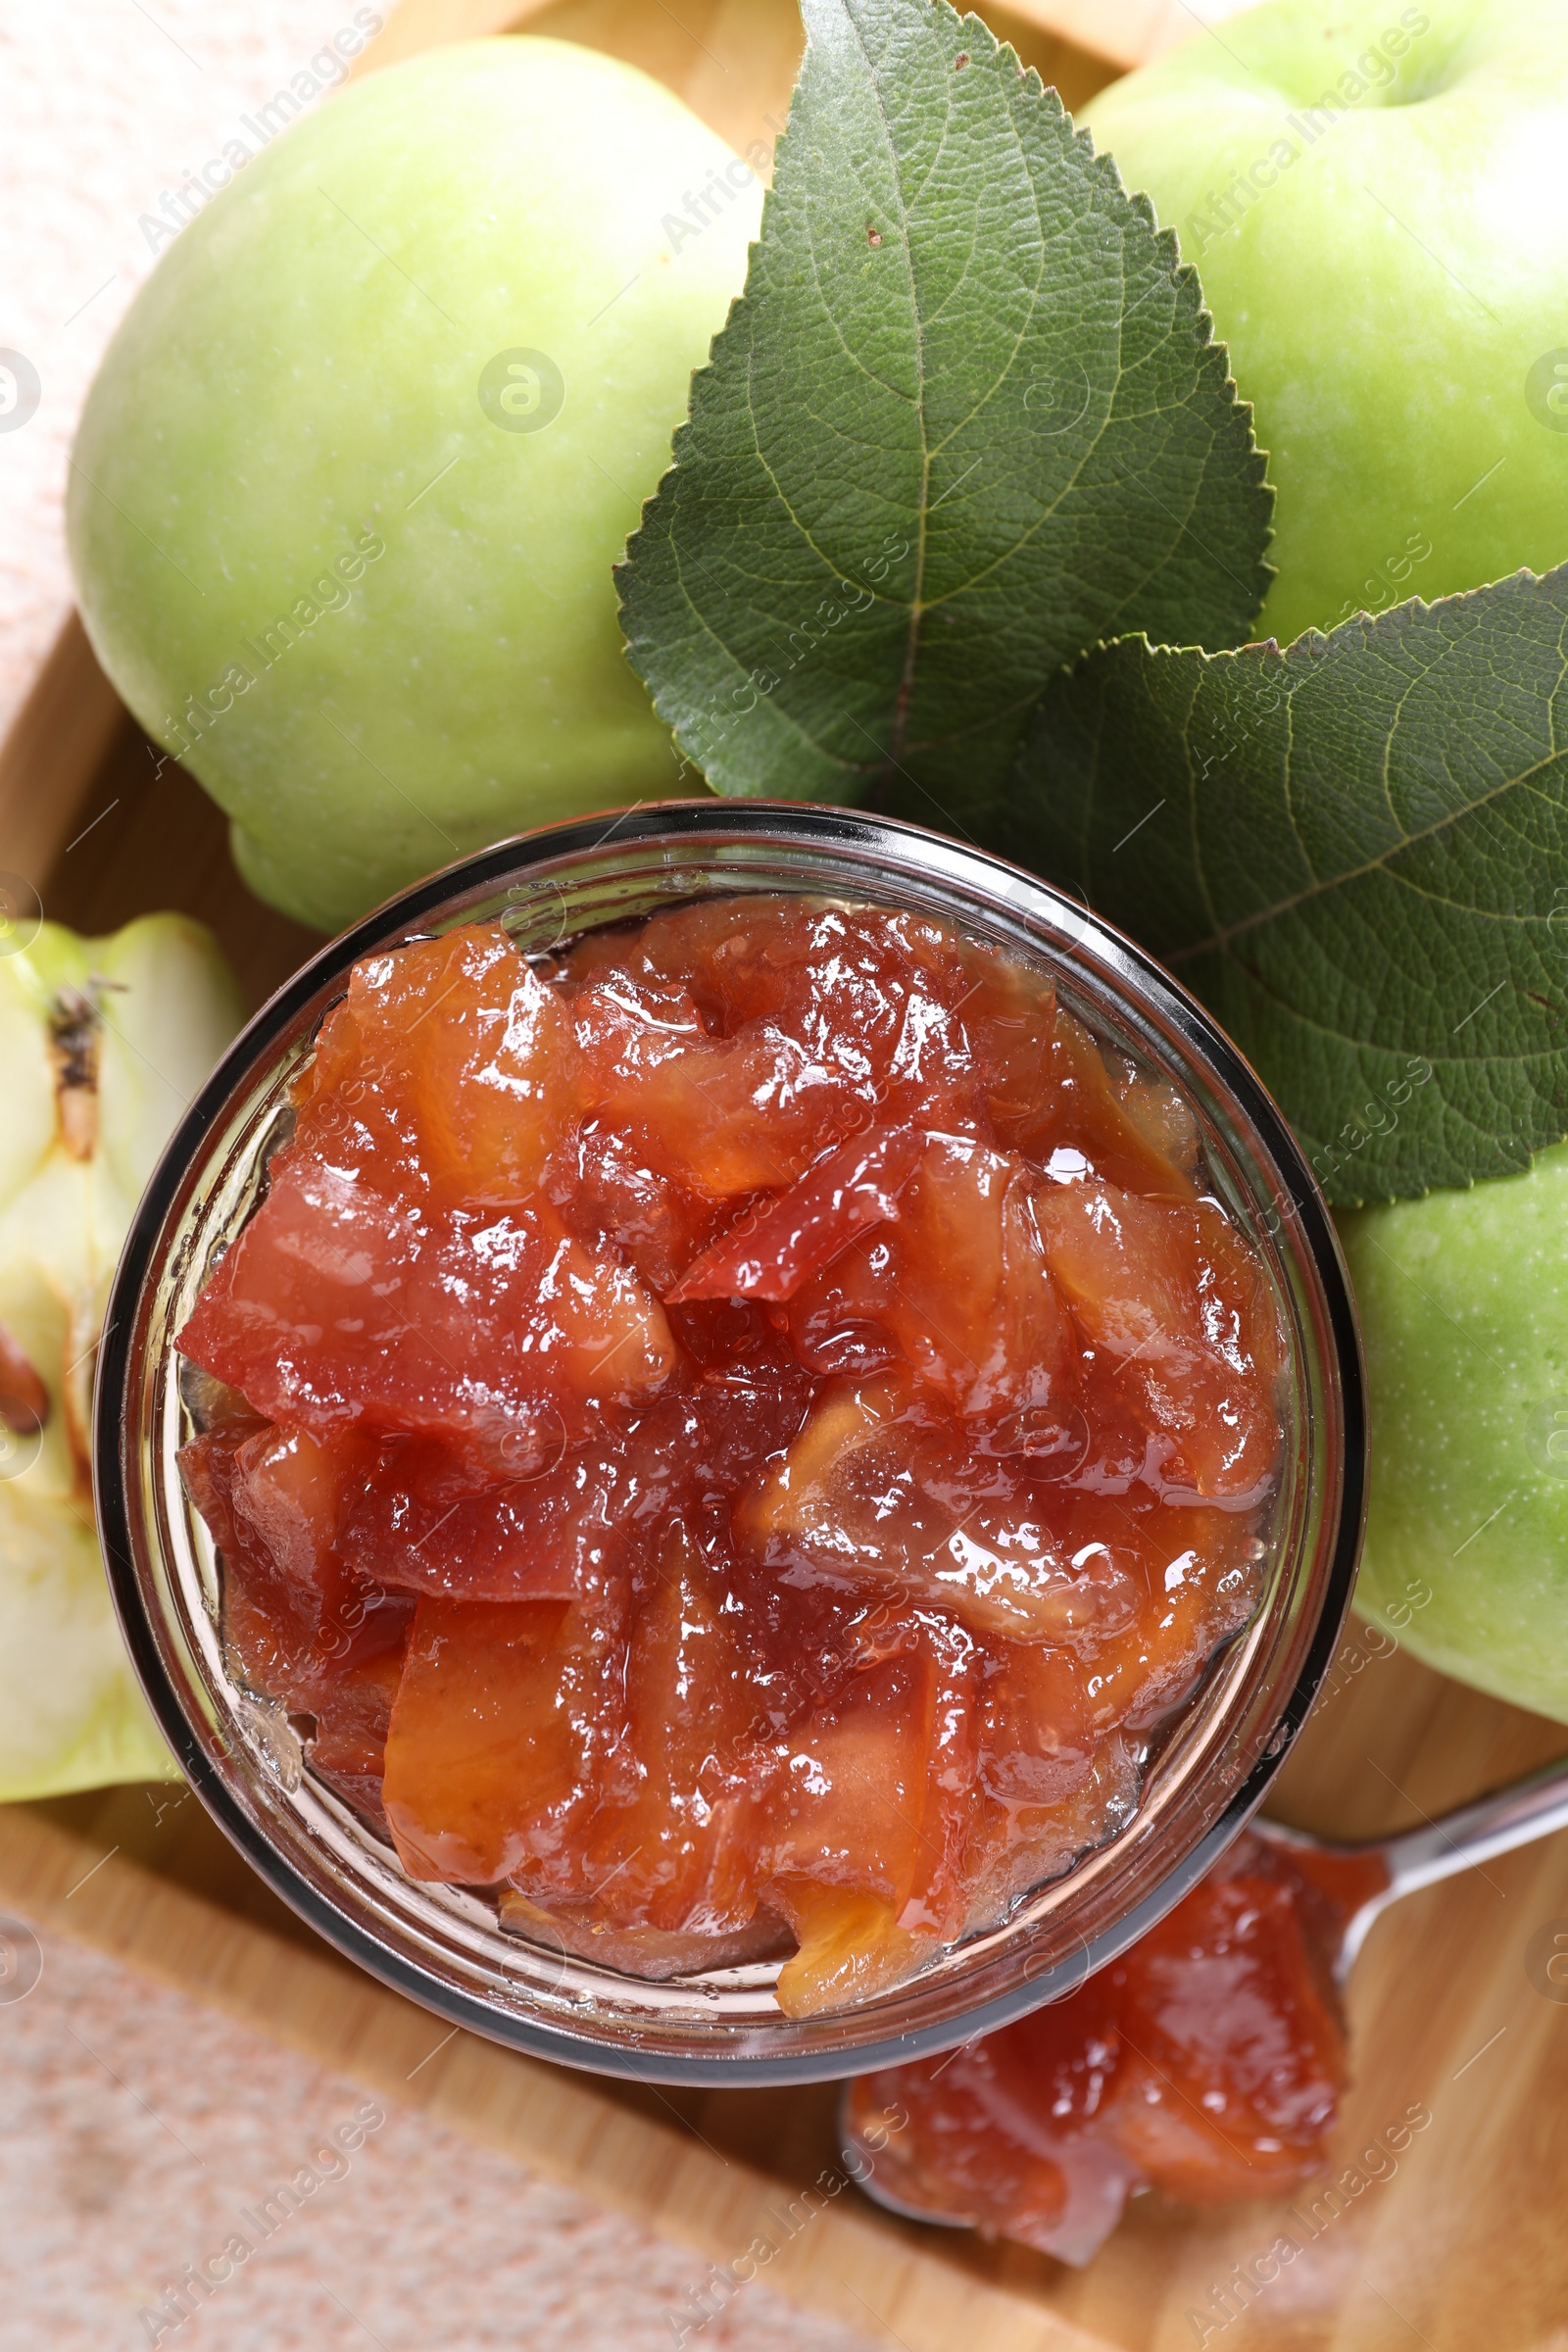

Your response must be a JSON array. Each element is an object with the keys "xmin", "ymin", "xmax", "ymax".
[
  {"xmin": 842, "ymin": 1829, "xmax": 1362, "ymax": 2264},
  {"xmin": 175, "ymin": 895, "xmax": 1286, "ymax": 2017}
]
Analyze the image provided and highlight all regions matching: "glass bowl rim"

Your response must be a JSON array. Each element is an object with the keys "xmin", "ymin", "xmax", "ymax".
[{"xmin": 94, "ymin": 798, "xmax": 1366, "ymax": 2085}]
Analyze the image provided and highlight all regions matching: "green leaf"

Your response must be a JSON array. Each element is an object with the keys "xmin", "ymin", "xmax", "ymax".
[
  {"xmin": 617, "ymin": 0, "xmax": 1272, "ymax": 834},
  {"xmin": 1006, "ymin": 567, "xmax": 1568, "ymax": 1205}
]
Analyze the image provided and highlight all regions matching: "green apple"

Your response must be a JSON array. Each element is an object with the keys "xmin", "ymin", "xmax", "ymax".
[
  {"xmin": 1339, "ymin": 1146, "xmax": 1568, "ymax": 1722},
  {"xmin": 1081, "ymin": 0, "xmax": 1568, "ymax": 646},
  {"xmin": 0, "ymin": 914, "xmax": 243, "ymax": 1795},
  {"xmin": 68, "ymin": 41, "xmax": 761, "ymax": 935}
]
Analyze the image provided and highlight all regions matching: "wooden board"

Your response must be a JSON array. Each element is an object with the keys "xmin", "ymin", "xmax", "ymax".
[
  {"xmin": 6, "ymin": 3, "xmax": 1568, "ymax": 2347},
  {"xmin": 11, "ymin": 1638, "xmax": 1568, "ymax": 2352}
]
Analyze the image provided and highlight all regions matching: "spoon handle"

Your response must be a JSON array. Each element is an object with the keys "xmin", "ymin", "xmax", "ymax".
[
  {"xmin": 1320, "ymin": 1747, "xmax": 1568, "ymax": 1974},
  {"xmin": 1374, "ymin": 1748, "xmax": 1568, "ymax": 1904}
]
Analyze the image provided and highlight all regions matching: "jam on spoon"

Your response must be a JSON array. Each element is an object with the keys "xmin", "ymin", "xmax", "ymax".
[{"xmin": 842, "ymin": 1751, "xmax": 1568, "ymax": 2260}]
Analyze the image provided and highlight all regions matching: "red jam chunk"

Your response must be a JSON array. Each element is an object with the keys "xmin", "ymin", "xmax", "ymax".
[
  {"xmin": 175, "ymin": 898, "xmax": 1286, "ymax": 2016},
  {"xmin": 843, "ymin": 1831, "xmax": 1371, "ymax": 2263}
]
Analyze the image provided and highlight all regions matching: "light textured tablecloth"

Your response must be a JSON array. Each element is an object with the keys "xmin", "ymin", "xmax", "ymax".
[
  {"xmin": 2, "ymin": 1927, "xmax": 872, "ymax": 2352},
  {"xmin": 0, "ymin": 10, "xmax": 872, "ymax": 2347}
]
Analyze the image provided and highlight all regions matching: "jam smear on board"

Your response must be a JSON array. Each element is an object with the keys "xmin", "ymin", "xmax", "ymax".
[
  {"xmin": 176, "ymin": 897, "xmax": 1285, "ymax": 2016},
  {"xmin": 842, "ymin": 1829, "xmax": 1379, "ymax": 2263}
]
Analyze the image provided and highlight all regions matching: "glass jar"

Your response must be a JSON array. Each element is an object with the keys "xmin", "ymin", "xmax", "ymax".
[{"xmin": 96, "ymin": 802, "xmax": 1363, "ymax": 2085}]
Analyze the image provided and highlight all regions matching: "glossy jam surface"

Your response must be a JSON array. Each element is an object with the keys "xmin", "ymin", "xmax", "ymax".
[
  {"xmin": 843, "ymin": 1831, "xmax": 1365, "ymax": 2263},
  {"xmin": 175, "ymin": 897, "xmax": 1286, "ymax": 2016}
]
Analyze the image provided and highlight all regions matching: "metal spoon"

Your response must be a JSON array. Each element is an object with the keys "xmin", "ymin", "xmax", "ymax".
[
  {"xmin": 842, "ymin": 1748, "xmax": 1568, "ymax": 2243},
  {"xmin": 1251, "ymin": 1744, "xmax": 1568, "ymax": 1980}
]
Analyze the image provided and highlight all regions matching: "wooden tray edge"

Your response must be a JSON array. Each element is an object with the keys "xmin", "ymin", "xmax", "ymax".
[{"xmin": 0, "ymin": 612, "xmax": 123, "ymax": 899}]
